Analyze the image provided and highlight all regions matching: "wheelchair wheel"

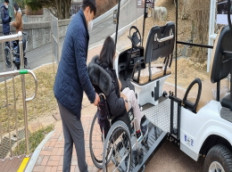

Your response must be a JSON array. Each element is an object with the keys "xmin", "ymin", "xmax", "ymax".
[
  {"xmin": 103, "ymin": 121, "xmax": 132, "ymax": 172},
  {"xmin": 89, "ymin": 113, "xmax": 104, "ymax": 169},
  {"xmin": 4, "ymin": 47, "xmax": 12, "ymax": 68}
]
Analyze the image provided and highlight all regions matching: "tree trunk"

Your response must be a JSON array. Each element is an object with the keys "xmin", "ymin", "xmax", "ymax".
[
  {"xmin": 190, "ymin": 0, "xmax": 210, "ymax": 63},
  {"xmin": 54, "ymin": 0, "xmax": 71, "ymax": 19}
]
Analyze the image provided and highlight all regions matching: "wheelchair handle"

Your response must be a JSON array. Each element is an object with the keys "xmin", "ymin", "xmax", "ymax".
[{"xmin": 99, "ymin": 93, "xmax": 106, "ymax": 101}]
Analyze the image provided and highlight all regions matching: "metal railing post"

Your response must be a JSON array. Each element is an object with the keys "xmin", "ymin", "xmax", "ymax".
[
  {"xmin": 19, "ymin": 33, "xmax": 29, "ymax": 154},
  {"xmin": 19, "ymin": 39, "xmax": 24, "ymax": 69},
  {"xmin": 21, "ymin": 74, "xmax": 29, "ymax": 154},
  {"xmin": 12, "ymin": 77, "xmax": 19, "ymax": 155},
  {"xmin": 0, "ymin": 33, "xmax": 37, "ymax": 158}
]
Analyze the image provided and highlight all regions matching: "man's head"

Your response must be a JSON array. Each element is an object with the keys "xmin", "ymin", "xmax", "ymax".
[
  {"xmin": 4, "ymin": 0, "xmax": 9, "ymax": 7},
  {"xmin": 83, "ymin": 0, "xmax": 96, "ymax": 24}
]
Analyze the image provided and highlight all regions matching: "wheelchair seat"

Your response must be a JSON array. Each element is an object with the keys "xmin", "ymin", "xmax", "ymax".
[
  {"xmin": 210, "ymin": 26, "xmax": 232, "ymax": 111},
  {"xmin": 88, "ymin": 56, "xmax": 134, "ymax": 133}
]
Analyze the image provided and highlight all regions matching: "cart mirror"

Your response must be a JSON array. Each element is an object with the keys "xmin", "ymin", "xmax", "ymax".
[{"xmin": 113, "ymin": 9, "xmax": 118, "ymax": 24}]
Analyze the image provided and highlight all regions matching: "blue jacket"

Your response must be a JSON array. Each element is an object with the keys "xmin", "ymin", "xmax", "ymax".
[
  {"xmin": 54, "ymin": 10, "xmax": 96, "ymax": 118},
  {"xmin": 1, "ymin": 4, "xmax": 10, "ymax": 34}
]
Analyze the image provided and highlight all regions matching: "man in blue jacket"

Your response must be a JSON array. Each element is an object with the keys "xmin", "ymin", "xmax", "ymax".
[
  {"xmin": 1, "ymin": 0, "xmax": 11, "ymax": 67},
  {"xmin": 54, "ymin": 0, "xmax": 99, "ymax": 171},
  {"xmin": 1, "ymin": 0, "xmax": 11, "ymax": 35}
]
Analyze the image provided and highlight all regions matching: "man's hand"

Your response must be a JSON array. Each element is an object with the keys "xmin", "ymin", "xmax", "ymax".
[{"xmin": 93, "ymin": 93, "xmax": 100, "ymax": 106}]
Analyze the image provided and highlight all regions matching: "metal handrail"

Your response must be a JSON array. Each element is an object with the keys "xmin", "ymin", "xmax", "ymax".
[
  {"xmin": 0, "ymin": 69, "xmax": 38, "ymax": 156},
  {"xmin": 0, "ymin": 32, "xmax": 23, "ymax": 43},
  {"xmin": 155, "ymin": 34, "xmax": 174, "ymax": 43},
  {"xmin": 0, "ymin": 70, "xmax": 38, "ymax": 102}
]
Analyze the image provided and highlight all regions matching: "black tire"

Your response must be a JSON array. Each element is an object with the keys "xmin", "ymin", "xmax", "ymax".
[
  {"xmin": 4, "ymin": 47, "xmax": 12, "ymax": 68},
  {"xmin": 203, "ymin": 144, "xmax": 232, "ymax": 172},
  {"xmin": 103, "ymin": 121, "xmax": 132, "ymax": 172},
  {"xmin": 89, "ymin": 113, "xmax": 104, "ymax": 169}
]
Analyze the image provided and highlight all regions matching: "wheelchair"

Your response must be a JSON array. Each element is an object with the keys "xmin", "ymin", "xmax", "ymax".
[{"xmin": 89, "ymin": 92, "xmax": 149, "ymax": 172}]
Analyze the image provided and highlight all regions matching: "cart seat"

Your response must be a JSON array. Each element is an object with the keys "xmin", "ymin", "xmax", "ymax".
[
  {"xmin": 210, "ymin": 25, "xmax": 232, "ymax": 110},
  {"xmin": 221, "ymin": 95, "xmax": 232, "ymax": 110},
  {"xmin": 132, "ymin": 22, "xmax": 175, "ymax": 84}
]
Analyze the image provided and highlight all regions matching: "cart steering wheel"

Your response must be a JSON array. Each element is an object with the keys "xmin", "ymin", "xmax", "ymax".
[
  {"xmin": 128, "ymin": 26, "xmax": 142, "ymax": 48},
  {"xmin": 228, "ymin": 0, "xmax": 232, "ymax": 33}
]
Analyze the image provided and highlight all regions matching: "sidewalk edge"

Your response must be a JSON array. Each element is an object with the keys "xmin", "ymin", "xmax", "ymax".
[{"xmin": 24, "ymin": 131, "xmax": 54, "ymax": 172}]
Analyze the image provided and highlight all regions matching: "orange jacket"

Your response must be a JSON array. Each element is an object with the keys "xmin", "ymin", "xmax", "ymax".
[{"xmin": 12, "ymin": 11, "xmax": 23, "ymax": 33}]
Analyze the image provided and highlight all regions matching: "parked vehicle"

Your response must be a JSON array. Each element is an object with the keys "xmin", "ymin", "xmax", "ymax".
[{"xmin": 89, "ymin": 0, "xmax": 232, "ymax": 171}]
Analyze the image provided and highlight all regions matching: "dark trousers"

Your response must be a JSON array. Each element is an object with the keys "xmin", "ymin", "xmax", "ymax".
[{"xmin": 57, "ymin": 102, "xmax": 88, "ymax": 172}]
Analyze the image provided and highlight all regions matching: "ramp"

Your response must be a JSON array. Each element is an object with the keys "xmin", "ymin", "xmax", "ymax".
[
  {"xmin": 132, "ymin": 125, "xmax": 166, "ymax": 171},
  {"xmin": 131, "ymin": 98, "xmax": 178, "ymax": 171}
]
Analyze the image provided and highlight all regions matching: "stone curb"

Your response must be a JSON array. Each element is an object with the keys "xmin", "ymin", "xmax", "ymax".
[{"xmin": 24, "ymin": 131, "xmax": 54, "ymax": 172}]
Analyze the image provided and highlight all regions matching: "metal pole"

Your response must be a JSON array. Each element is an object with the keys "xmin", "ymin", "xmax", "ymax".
[
  {"xmin": 21, "ymin": 73, "xmax": 29, "ymax": 154},
  {"xmin": 12, "ymin": 77, "xmax": 19, "ymax": 155},
  {"xmin": 142, "ymin": 0, "xmax": 147, "ymax": 47},
  {"xmin": 207, "ymin": 0, "xmax": 217, "ymax": 72},
  {"xmin": 2, "ymin": 43, "xmax": 6, "ymax": 72},
  {"xmin": 175, "ymin": 0, "xmax": 178, "ymax": 97},
  {"xmin": 19, "ymin": 39, "xmax": 29, "ymax": 154},
  {"xmin": 19, "ymin": 40, "xmax": 24, "ymax": 69},
  {"xmin": 177, "ymin": 41, "xmax": 213, "ymax": 49},
  {"xmin": 115, "ymin": 0, "xmax": 121, "ymax": 47}
]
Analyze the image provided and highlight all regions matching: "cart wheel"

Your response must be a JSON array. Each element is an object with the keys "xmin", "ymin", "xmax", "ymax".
[
  {"xmin": 103, "ymin": 121, "xmax": 132, "ymax": 172},
  {"xmin": 4, "ymin": 47, "xmax": 12, "ymax": 68},
  {"xmin": 203, "ymin": 144, "xmax": 232, "ymax": 172},
  {"xmin": 89, "ymin": 113, "xmax": 104, "ymax": 169}
]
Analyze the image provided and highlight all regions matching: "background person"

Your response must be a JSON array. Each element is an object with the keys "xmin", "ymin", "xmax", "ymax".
[
  {"xmin": 53, "ymin": 0, "xmax": 99, "ymax": 171},
  {"xmin": 11, "ymin": 2, "xmax": 23, "ymax": 33},
  {"xmin": 1, "ymin": 0, "xmax": 11, "ymax": 35}
]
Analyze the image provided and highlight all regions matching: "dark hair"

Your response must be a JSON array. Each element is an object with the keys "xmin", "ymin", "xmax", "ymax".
[
  {"xmin": 82, "ymin": 0, "xmax": 97, "ymax": 15},
  {"xmin": 4, "ymin": 0, "xmax": 9, "ymax": 3},
  {"xmin": 13, "ymin": 3, "xmax": 19, "ymax": 11},
  {"xmin": 99, "ymin": 36, "xmax": 116, "ymax": 69}
]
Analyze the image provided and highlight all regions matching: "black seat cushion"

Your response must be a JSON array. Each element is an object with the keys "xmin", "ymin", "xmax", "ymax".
[{"xmin": 221, "ymin": 94, "xmax": 232, "ymax": 111}]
